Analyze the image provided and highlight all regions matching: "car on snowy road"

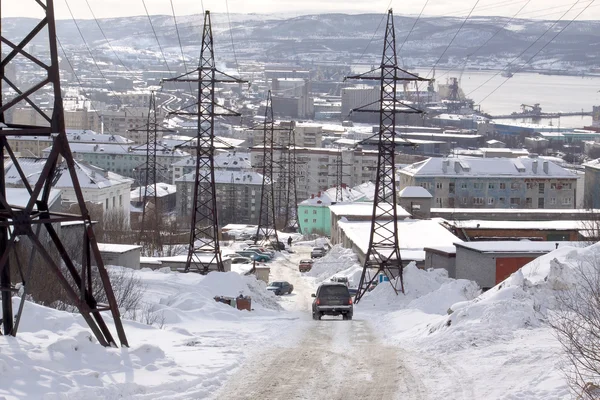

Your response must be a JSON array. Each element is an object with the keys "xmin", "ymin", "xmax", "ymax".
[
  {"xmin": 236, "ymin": 250, "xmax": 271, "ymax": 262},
  {"xmin": 311, "ymin": 282, "xmax": 353, "ymax": 320},
  {"xmin": 299, "ymin": 259, "xmax": 314, "ymax": 273},
  {"xmin": 310, "ymin": 247, "xmax": 326, "ymax": 258},
  {"xmin": 266, "ymin": 281, "xmax": 294, "ymax": 296}
]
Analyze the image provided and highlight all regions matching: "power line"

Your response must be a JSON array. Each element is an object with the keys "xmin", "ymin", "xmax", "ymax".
[
  {"xmin": 83, "ymin": 0, "xmax": 131, "ymax": 73},
  {"xmin": 225, "ymin": 0, "xmax": 241, "ymax": 76},
  {"xmin": 169, "ymin": 0, "xmax": 195, "ymax": 97},
  {"xmin": 398, "ymin": 0, "xmax": 429, "ymax": 55},
  {"xmin": 141, "ymin": 0, "xmax": 173, "ymax": 75},
  {"xmin": 426, "ymin": 0, "xmax": 482, "ymax": 79},
  {"xmin": 435, "ymin": 0, "xmax": 532, "ymax": 83},
  {"xmin": 466, "ymin": 0, "xmax": 584, "ymax": 99},
  {"xmin": 477, "ymin": 0, "xmax": 596, "ymax": 104}
]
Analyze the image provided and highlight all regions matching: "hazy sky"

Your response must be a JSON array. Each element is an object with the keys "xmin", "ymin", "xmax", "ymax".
[{"xmin": 5, "ymin": 0, "xmax": 599, "ymax": 20}]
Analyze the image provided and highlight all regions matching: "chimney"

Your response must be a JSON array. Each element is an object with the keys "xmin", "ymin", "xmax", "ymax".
[
  {"xmin": 454, "ymin": 161, "xmax": 461, "ymax": 173},
  {"xmin": 442, "ymin": 159, "xmax": 449, "ymax": 173},
  {"xmin": 532, "ymin": 159, "xmax": 538, "ymax": 174},
  {"xmin": 543, "ymin": 160, "xmax": 549, "ymax": 174}
]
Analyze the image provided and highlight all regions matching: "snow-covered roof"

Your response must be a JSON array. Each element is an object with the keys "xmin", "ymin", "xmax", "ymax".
[
  {"xmin": 4, "ymin": 157, "xmax": 133, "ymax": 189},
  {"xmin": 130, "ymin": 183, "xmax": 176, "ymax": 200},
  {"xmin": 584, "ymin": 158, "xmax": 600, "ymax": 170},
  {"xmin": 399, "ymin": 186, "xmax": 432, "ymax": 199},
  {"xmin": 338, "ymin": 219, "xmax": 462, "ymax": 256},
  {"xmin": 350, "ymin": 182, "xmax": 376, "ymax": 201},
  {"xmin": 329, "ymin": 202, "xmax": 411, "ymax": 218},
  {"xmin": 177, "ymin": 170, "xmax": 264, "ymax": 185},
  {"xmin": 97, "ymin": 243, "xmax": 141, "ymax": 253},
  {"xmin": 55, "ymin": 143, "xmax": 188, "ymax": 157},
  {"xmin": 12, "ymin": 130, "xmax": 133, "ymax": 145},
  {"xmin": 431, "ymin": 207, "xmax": 600, "ymax": 215},
  {"xmin": 445, "ymin": 219, "xmax": 587, "ymax": 231},
  {"xmin": 299, "ymin": 185, "xmax": 366, "ymax": 206},
  {"xmin": 6, "ymin": 187, "xmax": 61, "ymax": 209},
  {"xmin": 172, "ymin": 152, "xmax": 251, "ymax": 169},
  {"xmin": 455, "ymin": 241, "xmax": 579, "ymax": 254},
  {"xmin": 401, "ymin": 157, "xmax": 577, "ymax": 179}
]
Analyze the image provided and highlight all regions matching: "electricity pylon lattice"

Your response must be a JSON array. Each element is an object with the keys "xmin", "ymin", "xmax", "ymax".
[
  {"xmin": 255, "ymin": 91, "xmax": 280, "ymax": 246},
  {"xmin": 0, "ymin": 0, "xmax": 127, "ymax": 347},
  {"xmin": 129, "ymin": 92, "xmax": 173, "ymax": 257},
  {"xmin": 163, "ymin": 10, "xmax": 246, "ymax": 273},
  {"xmin": 345, "ymin": 9, "xmax": 432, "ymax": 303},
  {"xmin": 329, "ymin": 146, "xmax": 352, "ymax": 203},
  {"xmin": 283, "ymin": 121, "xmax": 300, "ymax": 230}
]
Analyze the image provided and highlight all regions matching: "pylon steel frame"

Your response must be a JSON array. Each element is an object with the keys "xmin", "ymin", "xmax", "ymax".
[
  {"xmin": 164, "ymin": 11, "xmax": 245, "ymax": 273},
  {"xmin": 345, "ymin": 9, "xmax": 431, "ymax": 303},
  {"xmin": 129, "ymin": 92, "xmax": 173, "ymax": 257},
  {"xmin": 0, "ymin": 0, "xmax": 127, "ymax": 346},
  {"xmin": 282, "ymin": 121, "xmax": 299, "ymax": 230},
  {"xmin": 255, "ymin": 91, "xmax": 280, "ymax": 246}
]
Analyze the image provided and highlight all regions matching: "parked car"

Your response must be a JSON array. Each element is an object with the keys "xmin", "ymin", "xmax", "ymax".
[
  {"xmin": 229, "ymin": 256, "xmax": 252, "ymax": 264},
  {"xmin": 245, "ymin": 246, "xmax": 275, "ymax": 256},
  {"xmin": 270, "ymin": 240, "xmax": 286, "ymax": 251},
  {"xmin": 267, "ymin": 281, "xmax": 294, "ymax": 296},
  {"xmin": 236, "ymin": 250, "xmax": 270, "ymax": 262},
  {"xmin": 311, "ymin": 282, "xmax": 353, "ymax": 320},
  {"xmin": 330, "ymin": 276, "xmax": 349, "ymax": 286},
  {"xmin": 311, "ymin": 247, "xmax": 326, "ymax": 259},
  {"xmin": 299, "ymin": 259, "xmax": 314, "ymax": 273}
]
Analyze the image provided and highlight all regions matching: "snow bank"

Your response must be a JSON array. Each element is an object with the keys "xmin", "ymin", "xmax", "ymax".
[
  {"xmin": 360, "ymin": 263, "xmax": 480, "ymax": 315},
  {"xmin": 422, "ymin": 243, "xmax": 600, "ymax": 351}
]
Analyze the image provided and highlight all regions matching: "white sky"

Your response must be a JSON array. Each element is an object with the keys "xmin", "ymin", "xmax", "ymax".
[{"xmin": 4, "ymin": 0, "xmax": 599, "ymax": 20}]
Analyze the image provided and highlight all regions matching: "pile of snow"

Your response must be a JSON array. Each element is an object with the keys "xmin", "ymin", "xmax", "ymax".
[
  {"xmin": 422, "ymin": 243, "xmax": 600, "ymax": 351},
  {"xmin": 360, "ymin": 263, "xmax": 480, "ymax": 315},
  {"xmin": 304, "ymin": 244, "xmax": 362, "ymax": 284}
]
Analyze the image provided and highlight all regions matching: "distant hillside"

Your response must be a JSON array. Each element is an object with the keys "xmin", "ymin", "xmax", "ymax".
[{"xmin": 4, "ymin": 13, "xmax": 599, "ymax": 71}]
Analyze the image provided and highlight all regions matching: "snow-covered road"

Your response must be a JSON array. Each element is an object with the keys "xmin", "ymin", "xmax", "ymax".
[{"xmin": 213, "ymin": 318, "xmax": 425, "ymax": 400}]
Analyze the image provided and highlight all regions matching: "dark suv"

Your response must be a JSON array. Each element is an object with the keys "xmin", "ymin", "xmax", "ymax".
[{"xmin": 311, "ymin": 283, "xmax": 353, "ymax": 320}]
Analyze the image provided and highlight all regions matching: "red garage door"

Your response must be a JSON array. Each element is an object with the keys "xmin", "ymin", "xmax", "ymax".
[{"xmin": 496, "ymin": 257, "xmax": 536, "ymax": 284}]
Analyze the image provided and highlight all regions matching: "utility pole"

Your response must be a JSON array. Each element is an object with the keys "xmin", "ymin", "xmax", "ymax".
[
  {"xmin": 329, "ymin": 146, "xmax": 352, "ymax": 203},
  {"xmin": 129, "ymin": 92, "xmax": 172, "ymax": 257},
  {"xmin": 0, "ymin": 0, "xmax": 127, "ymax": 346},
  {"xmin": 255, "ymin": 91, "xmax": 280, "ymax": 246},
  {"xmin": 345, "ymin": 9, "xmax": 431, "ymax": 303},
  {"xmin": 164, "ymin": 11, "xmax": 246, "ymax": 273}
]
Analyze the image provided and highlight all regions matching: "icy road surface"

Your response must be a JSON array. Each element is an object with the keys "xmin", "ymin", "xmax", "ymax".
[
  {"xmin": 213, "ymin": 245, "xmax": 426, "ymax": 400},
  {"xmin": 213, "ymin": 319, "xmax": 424, "ymax": 400}
]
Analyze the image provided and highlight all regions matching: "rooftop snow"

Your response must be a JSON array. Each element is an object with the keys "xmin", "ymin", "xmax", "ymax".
[
  {"xmin": 401, "ymin": 157, "xmax": 577, "ymax": 178},
  {"xmin": 455, "ymin": 241, "xmax": 580, "ymax": 253},
  {"xmin": 97, "ymin": 243, "xmax": 141, "ymax": 253},
  {"xmin": 445, "ymin": 219, "xmax": 587, "ymax": 231},
  {"xmin": 399, "ymin": 186, "xmax": 433, "ymax": 199},
  {"xmin": 329, "ymin": 202, "xmax": 411, "ymax": 218},
  {"xmin": 6, "ymin": 187, "xmax": 61, "ymax": 209},
  {"xmin": 130, "ymin": 183, "xmax": 176, "ymax": 200}
]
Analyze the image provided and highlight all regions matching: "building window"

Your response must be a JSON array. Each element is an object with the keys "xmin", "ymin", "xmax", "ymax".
[
  {"xmin": 551, "ymin": 183, "xmax": 557, "ymax": 189},
  {"xmin": 511, "ymin": 182, "xmax": 520, "ymax": 190},
  {"xmin": 112, "ymin": 197, "xmax": 116, "ymax": 208},
  {"xmin": 510, "ymin": 197, "xmax": 520, "ymax": 206},
  {"xmin": 538, "ymin": 198, "xmax": 545, "ymax": 208},
  {"xmin": 312, "ymin": 219, "xmax": 317, "ymax": 223},
  {"xmin": 119, "ymin": 195, "xmax": 123, "ymax": 206},
  {"xmin": 105, "ymin": 198, "xmax": 109, "ymax": 210},
  {"xmin": 304, "ymin": 219, "xmax": 308, "ymax": 223},
  {"xmin": 461, "ymin": 183, "xmax": 468, "ymax": 189},
  {"xmin": 313, "ymin": 210, "xmax": 317, "ymax": 214},
  {"xmin": 473, "ymin": 183, "xmax": 481, "ymax": 189},
  {"xmin": 539, "ymin": 183, "xmax": 545, "ymax": 194},
  {"xmin": 563, "ymin": 197, "xmax": 572, "ymax": 205},
  {"xmin": 448, "ymin": 198, "xmax": 455, "ymax": 207},
  {"xmin": 304, "ymin": 210, "xmax": 308, "ymax": 214},
  {"xmin": 473, "ymin": 197, "xmax": 484, "ymax": 205},
  {"xmin": 526, "ymin": 182, "xmax": 534, "ymax": 189},
  {"xmin": 449, "ymin": 183, "xmax": 455, "ymax": 194},
  {"xmin": 526, "ymin": 197, "xmax": 532, "ymax": 207},
  {"xmin": 564, "ymin": 183, "xmax": 572, "ymax": 190},
  {"xmin": 461, "ymin": 197, "xmax": 467, "ymax": 205},
  {"xmin": 488, "ymin": 183, "xmax": 495, "ymax": 189},
  {"xmin": 499, "ymin": 197, "xmax": 506, "ymax": 205},
  {"xmin": 436, "ymin": 198, "xmax": 442, "ymax": 205},
  {"xmin": 488, "ymin": 197, "xmax": 494, "ymax": 205},
  {"xmin": 550, "ymin": 197, "xmax": 557, "ymax": 205},
  {"xmin": 436, "ymin": 182, "xmax": 443, "ymax": 189},
  {"xmin": 500, "ymin": 183, "xmax": 506, "ymax": 189}
]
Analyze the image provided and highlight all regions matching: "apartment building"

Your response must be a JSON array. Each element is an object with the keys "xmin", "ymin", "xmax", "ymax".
[
  {"xmin": 175, "ymin": 170, "xmax": 265, "ymax": 226},
  {"xmin": 584, "ymin": 158, "xmax": 600, "ymax": 208},
  {"xmin": 9, "ymin": 130, "xmax": 133, "ymax": 157},
  {"xmin": 250, "ymin": 146, "xmax": 379, "ymax": 201},
  {"xmin": 399, "ymin": 157, "xmax": 578, "ymax": 209},
  {"xmin": 44, "ymin": 142, "xmax": 188, "ymax": 181},
  {"xmin": 172, "ymin": 151, "xmax": 252, "ymax": 183}
]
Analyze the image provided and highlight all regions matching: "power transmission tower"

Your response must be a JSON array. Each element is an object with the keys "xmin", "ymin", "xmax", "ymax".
[
  {"xmin": 226, "ymin": 172, "xmax": 237, "ymax": 225},
  {"xmin": 164, "ymin": 11, "xmax": 245, "ymax": 273},
  {"xmin": 255, "ymin": 91, "xmax": 280, "ymax": 246},
  {"xmin": 345, "ymin": 9, "xmax": 431, "ymax": 303},
  {"xmin": 129, "ymin": 92, "xmax": 172, "ymax": 257},
  {"xmin": 0, "ymin": 0, "xmax": 127, "ymax": 346},
  {"xmin": 282, "ymin": 121, "xmax": 300, "ymax": 230},
  {"xmin": 329, "ymin": 146, "xmax": 352, "ymax": 202}
]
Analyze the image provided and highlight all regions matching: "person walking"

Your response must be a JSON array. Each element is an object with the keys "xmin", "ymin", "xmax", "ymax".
[{"xmin": 287, "ymin": 236, "xmax": 293, "ymax": 247}]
